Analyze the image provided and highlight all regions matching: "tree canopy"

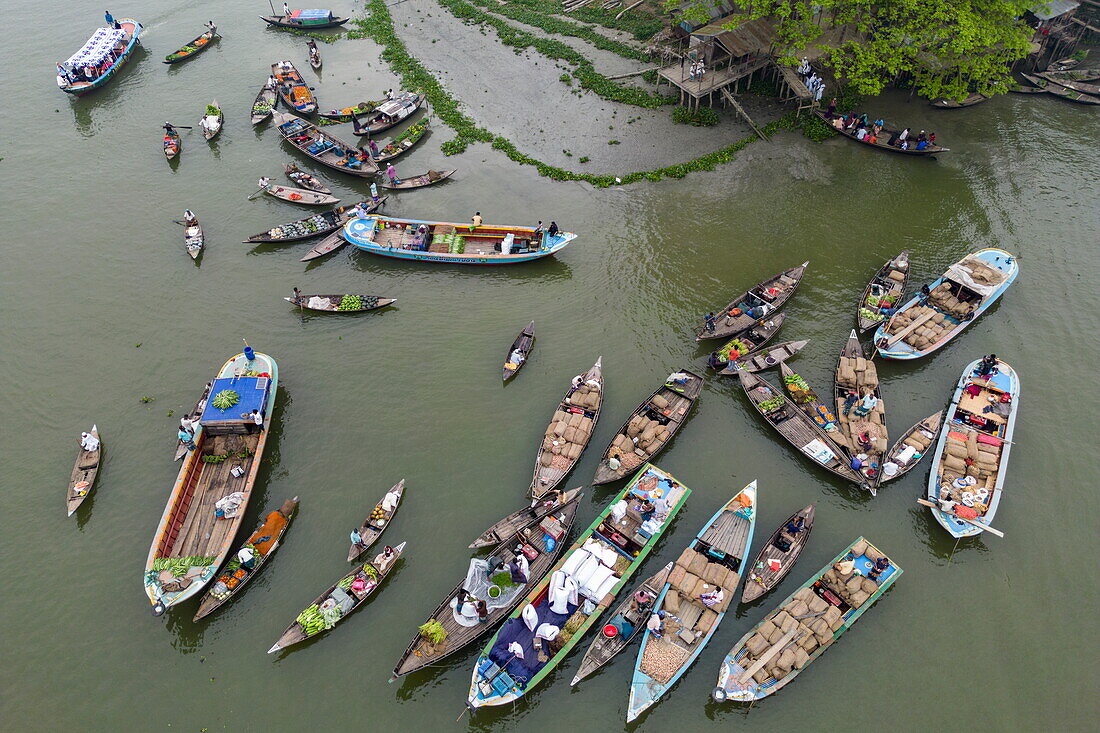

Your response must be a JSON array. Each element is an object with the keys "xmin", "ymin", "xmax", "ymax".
[{"xmin": 665, "ymin": 0, "xmax": 1037, "ymax": 100}]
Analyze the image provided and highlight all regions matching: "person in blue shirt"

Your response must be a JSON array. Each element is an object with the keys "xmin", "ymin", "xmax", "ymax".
[
  {"xmin": 916, "ymin": 139, "xmax": 929, "ymax": 151},
  {"xmin": 105, "ymin": 10, "xmax": 114, "ymax": 26}
]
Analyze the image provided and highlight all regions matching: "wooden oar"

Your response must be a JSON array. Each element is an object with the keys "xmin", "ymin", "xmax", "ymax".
[
  {"xmin": 916, "ymin": 498, "xmax": 1005, "ymax": 538},
  {"xmin": 247, "ymin": 186, "xmax": 268, "ymax": 201},
  {"xmin": 167, "ymin": 124, "xmax": 193, "ymax": 130}
]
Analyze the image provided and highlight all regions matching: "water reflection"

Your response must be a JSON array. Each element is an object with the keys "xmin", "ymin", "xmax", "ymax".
[{"xmin": 909, "ymin": 506, "xmax": 990, "ymax": 562}]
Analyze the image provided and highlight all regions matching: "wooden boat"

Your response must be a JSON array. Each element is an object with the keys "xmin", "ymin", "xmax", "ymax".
[
  {"xmin": 1020, "ymin": 72, "xmax": 1054, "ymax": 90},
  {"xmin": 814, "ymin": 110, "xmax": 948, "ymax": 155},
  {"xmin": 468, "ymin": 464, "xmax": 690, "ymax": 711},
  {"xmin": 591, "ymin": 369, "xmax": 703, "ymax": 485},
  {"xmin": 252, "ymin": 84, "xmax": 278, "ymax": 125},
  {"xmin": 530, "ymin": 358, "xmax": 603, "ymax": 500},
  {"xmin": 284, "ymin": 163, "xmax": 331, "ymax": 194},
  {"xmin": 833, "ymin": 330, "xmax": 887, "ymax": 483},
  {"xmin": 307, "ymin": 40, "xmax": 321, "ymax": 70},
  {"xmin": 1045, "ymin": 84, "xmax": 1100, "ymax": 105},
  {"xmin": 707, "ymin": 313, "xmax": 786, "ymax": 370},
  {"xmin": 930, "ymin": 93, "xmax": 989, "ymax": 108},
  {"xmin": 164, "ymin": 128, "xmax": 181, "ymax": 160},
  {"xmin": 714, "ymin": 537, "xmax": 901, "ymax": 702},
  {"xmin": 183, "ymin": 211, "xmax": 203, "ymax": 260},
  {"xmin": 319, "ymin": 101, "xmax": 376, "ymax": 122},
  {"xmin": 503, "ymin": 321, "xmax": 535, "ymax": 382},
  {"xmin": 268, "ymin": 542, "xmax": 406, "ymax": 653},
  {"xmin": 740, "ymin": 504, "xmax": 815, "ymax": 604},
  {"xmin": 1039, "ymin": 72, "xmax": 1100, "ymax": 96},
  {"xmin": 1043, "ymin": 68, "xmax": 1100, "ymax": 83},
  {"xmin": 720, "ymin": 340, "xmax": 809, "ymax": 375},
  {"xmin": 696, "ymin": 262, "xmax": 808, "ymax": 341},
  {"xmin": 297, "ymin": 202, "xmax": 388, "ymax": 260},
  {"xmin": 285, "ymin": 293, "xmax": 396, "ymax": 313},
  {"xmin": 628, "ymin": 484, "xmax": 758, "ymax": 721},
  {"xmin": 261, "ymin": 182, "xmax": 339, "ymax": 206},
  {"xmin": 378, "ymin": 169, "xmax": 456, "ymax": 191},
  {"xmin": 778, "ymin": 363, "xmax": 844, "ymax": 446},
  {"xmin": 391, "ymin": 493, "xmax": 583, "ymax": 679},
  {"xmin": 469, "ymin": 488, "xmax": 582, "ymax": 549},
  {"xmin": 352, "ymin": 93, "xmax": 425, "ymax": 135},
  {"xmin": 250, "ymin": 199, "xmax": 384, "ymax": 244},
  {"xmin": 347, "ymin": 480, "xmax": 405, "ymax": 561},
  {"xmin": 260, "ymin": 10, "xmax": 350, "ymax": 30},
  {"xmin": 857, "ymin": 251, "xmax": 910, "ymax": 332},
  {"xmin": 271, "ymin": 61, "xmax": 317, "ymax": 115},
  {"xmin": 878, "ymin": 410, "xmax": 942, "ymax": 485},
  {"xmin": 273, "ymin": 111, "xmax": 378, "ymax": 177},
  {"xmin": 67, "ymin": 426, "xmax": 102, "ymax": 516},
  {"xmin": 342, "ymin": 214, "xmax": 578, "ymax": 265},
  {"xmin": 1009, "ymin": 83, "xmax": 1047, "ymax": 94},
  {"xmin": 145, "ymin": 350, "xmax": 279, "ymax": 615},
  {"xmin": 875, "ymin": 248, "xmax": 1019, "ymax": 360},
  {"xmin": 1048, "ymin": 56, "xmax": 1081, "ymax": 72},
  {"xmin": 192, "ymin": 497, "xmax": 299, "ymax": 621},
  {"xmin": 57, "ymin": 19, "xmax": 142, "ymax": 95},
  {"xmin": 201, "ymin": 100, "xmax": 223, "ymax": 141},
  {"xmin": 571, "ymin": 562, "xmax": 673, "ymax": 687},
  {"xmin": 374, "ymin": 120, "xmax": 430, "ymax": 163},
  {"xmin": 164, "ymin": 26, "xmax": 216, "ymax": 64},
  {"xmin": 175, "ymin": 381, "xmax": 213, "ymax": 460},
  {"xmin": 925, "ymin": 358, "xmax": 1018, "ymax": 538},
  {"xmin": 735, "ymin": 367, "xmax": 867, "ymax": 489}
]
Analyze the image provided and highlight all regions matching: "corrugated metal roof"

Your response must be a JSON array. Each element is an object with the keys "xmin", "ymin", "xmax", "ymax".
[{"xmin": 1030, "ymin": 0, "xmax": 1079, "ymax": 20}]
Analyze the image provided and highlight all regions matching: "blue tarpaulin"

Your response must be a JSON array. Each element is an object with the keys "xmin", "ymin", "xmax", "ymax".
[
  {"xmin": 293, "ymin": 9, "xmax": 334, "ymax": 19},
  {"xmin": 200, "ymin": 376, "xmax": 270, "ymax": 424}
]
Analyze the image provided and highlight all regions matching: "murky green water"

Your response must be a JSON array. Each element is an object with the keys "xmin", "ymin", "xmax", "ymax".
[{"xmin": 2, "ymin": 1, "xmax": 1098, "ymax": 730}]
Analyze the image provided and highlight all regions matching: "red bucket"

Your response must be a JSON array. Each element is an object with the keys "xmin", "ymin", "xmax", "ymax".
[{"xmin": 602, "ymin": 624, "xmax": 618, "ymax": 638}]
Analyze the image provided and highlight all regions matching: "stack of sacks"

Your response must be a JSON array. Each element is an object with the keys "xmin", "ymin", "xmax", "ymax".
[
  {"xmin": 898, "ymin": 425, "xmax": 935, "ymax": 460},
  {"xmin": 738, "ymin": 582, "xmax": 846, "ymax": 684},
  {"xmin": 540, "ymin": 408, "xmax": 596, "ymax": 469},
  {"xmin": 565, "ymin": 382, "xmax": 601, "ymax": 410},
  {"xmin": 820, "ymin": 540, "xmax": 883, "ymax": 610},
  {"xmin": 836, "ymin": 353, "xmax": 879, "ymax": 392},
  {"xmin": 664, "ymin": 546, "xmax": 738, "ymax": 626},
  {"xmin": 886, "ymin": 267, "xmax": 906, "ymax": 284},
  {"xmin": 928, "ymin": 282, "xmax": 976, "ymax": 319},
  {"xmin": 612, "ymin": 410, "xmax": 672, "ymax": 462},
  {"xmin": 939, "ymin": 430, "xmax": 1000, "ymax": 490},
  {"xmin": 559, "ymin": 539, "xmax": 621, "ymax": 602},
  {"xmin": 886, "ymin": 304, "xmax": 959, "ymax": 351}
]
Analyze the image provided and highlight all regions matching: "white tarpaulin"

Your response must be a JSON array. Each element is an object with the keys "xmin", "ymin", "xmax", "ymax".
[
  {"xmin": 66, "ymin": 28, "xmax": 126, "ymax": 67},
  {"xmin": 801, "ymin": 439, "xmax": 837, "ymax": 465},
  {"xmin": 942, "ymin": 256, "xmax": 1007, "ymax": 297}
]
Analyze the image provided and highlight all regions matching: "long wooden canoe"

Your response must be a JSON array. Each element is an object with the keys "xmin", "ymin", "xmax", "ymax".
[
  {"xmin": 857, "ymin": 251, "xmax": 910, "ymax": 332},
  {"xmin": 930, "ymin": 93, "xmax": 989, "ymax": 108},
  {"xmin": 1020, "ymin": 73, "xmax": 1100, "ymax": 103},
  {"xmin": 379, "ymin": 169, "xmax": 456, "ymax": 191},
  {"xmin": 878, "ymin": 410, "xmax": 942, "ymax": 485},
  {"xmin": 271, "ymin": 61, "xmax": 317, "ymax": 114},
  {"xmin": 469, "ymin": 488, "xmax": 582, "ymax": 549},
  {"xmin": 814, "ymin": 110, "xmax": 948, "ymax": 155},
  {"xmin": 260, "ymin": 14, "xmax": 350, "ymax": 30},
  {"xmin": 193, "ymin": 497, "xmax": 299, "ymax": 621},
  {"xmin": 503, "ymin": 321, "xmax": 535, "ymax": 382},
  {"xmin": 201, "ymin": 100, "xmax": 223, "ymax": 140},
  {"xmin": 721, "ymin": 340, "xmax": 809, "ymax": 375},
  {"xmin": 307, "ymin": 40, "xmax": 321, "ymax": 70},
  {"xmin": 320, "ymin": 102, "xmax": 376, "ymax": 122},
  {"xmin": 273, "ymin": 111, "xmax": 378, "ymax": 177},
  {"xmin": 374, "ymin": 120, "xmax": 430, "ymax": 163},
  {"xmin": 833, "ymin": 330, "xmax": 887, "ymax": 483},
  {"xmin": 591, "ymin": 369, "xmax": 703, "ymax": 485},
  {"xmin": 571, "ymin": 562, "xmax": 672, "ymax": 687},
  {"xmin": 1038, "ymin": 72, "xmax": 1100, "ymax": 96},
  {"xmin": 530, "ymin": 358, "xmax": 603, "ymax": 500},
  {"xmin": 1048, "ymin": 57, "xmax": 1081, "ymax": 71},
  {"xmin": 252, "ymin": 84, "xmax": 278, "ymax": 125},
  {"xmin": 391, "ymin": 493, "xmax": 583, "ymax": 679},
  {"xmin": 268, "ymin": 542, "xmax": 406, "ymax": 653},
  {"xmin": 164, "ymin": 129, "xmax": 181, "ymax": 160},
  {"xmin": 740, "ymin": 504, "xmax": 815, "ymax": 604},
  {"xmin": 697, "ymin": 263, "xmax": 808, "ymax": 341},
  {"xmin": 778, "ymin": 363, "xmax": 842, "ymax": 440},
  {"xmin": 707, "ymin": 313, "xmax": 786, "ymax": 370},
  {"xmin": 261, "ymin": 183, "xmax": 339, "ymax": 206},
  {"xmin": 183, "ymin": 213, "xmax": 203, "ymax": 260},
  {"xmin": 245, "ymin": 203, "xmax": 369, "ymax": 244},
  {"xmin": 68, "ymin": 426, "xmax": 102, "ymax": 516},
  {"xmin": 164, "ymin": 26, "xmax": 216, "ymax": 64},
  {"xmin": 285, "ymin": 294, "xmax": 396, "ymax": 313},
  {"xmin": 347, "ymin": 480, "xmax": 405, "ymax": 561}
]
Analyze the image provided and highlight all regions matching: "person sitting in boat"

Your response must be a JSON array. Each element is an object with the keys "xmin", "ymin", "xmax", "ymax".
[
  {"xmin": 700, "ymin": 587, "xmax": 724, "ymax": 608},
  {"xmin": 163, "ymin": 122, "xmax": 176, "ymax": 134},
  {"xmin": 80, "ymin": 431, "xmax": 100, "ymax": 452},
  {"xmin": 916, "ymin": 139, "xmax": 929, "ymax": 151},
  {"xmin": 639, "ymin": 499, "xmax": 656, "ymax": 522},
  {"xmin": 867, "ymin": 556, "xmax": 890, "ymax": 581},
  {"xmin": 976, "ymin": 354, "xmax": 999, "ymax": 378},
  {"xmin": 547, "ymin": 221, "xmax": 560, "ymax": 238},
  {"xmin": 374, "ymin": 545, "xmax": 396, "ymax": 568},
  {"xmin": 507, "ymin": 553, "xmax": 529, "ymax": 584},
  {"xmin": 703, "ymin": 311, "xmax": 718, "ymax": 333},
  {"xmin": 237, "ymin": 546, "xmax": 257, "ymax": 571},
  {"xmin": 509, "ymin": 347, "xmax": 526, "ymax": 366},
  {"xmin": 784, "ymin": 516, "xmax": 806, "ymax": 536}
]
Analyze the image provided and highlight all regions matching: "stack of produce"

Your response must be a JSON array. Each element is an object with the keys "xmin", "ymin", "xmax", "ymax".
[
  {"xmin": 430, "ymin": 231, "xmax": 465, "ymax": 254},
  {"xmin": 296, "ymin": 604, "xmax": 333, "ymax": 635},
  {"xmin": 938, "ymin": 429, "xmax": 1001, "ymax": 498},
  {"xmin": 267, "ymin": 213, "xmax": 333, "ymax": 239},
  {"xmin": 151, "ymin": 555, "xmax": 215, "ymax": 577},
  {"xmin": 380, "ymin": 121, "xmax": 427, "ymax": 156},
  {"xmin": 782, "ymin": 372, "xmax": 816, "ymax": 404},
  {"xmin": 253, "ymin": 100, "xmax": 273, "ymax": 116},
  {"xmin": 717, "ymin": 338, "xmax": 750, "ymax": 362},
  {"xmin": 540, "ymin": 400, "xmax": 598, "ymax": 470},
  {"xmin": 337, "ymin": 295, "xmax": 365, "ymax": 311},
  {"xmin": 610, "ymin": 412, "xmax": 671, "ymax": 466},
  {"xmin": 212, "ymin": 390, "xmax": 240, "ymax": 410},
  {"xmin": 369, "ymin": 502, "xmax": 387, "ymax": 526},
  {"xmin": 758, "ymin": 396, "xmax": 785, "ymax": 413}
]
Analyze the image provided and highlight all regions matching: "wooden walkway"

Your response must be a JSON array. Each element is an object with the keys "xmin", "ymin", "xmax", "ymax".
[{"xmin": 657, "ymin": 56, "xmax": 770, "ymax": 100}]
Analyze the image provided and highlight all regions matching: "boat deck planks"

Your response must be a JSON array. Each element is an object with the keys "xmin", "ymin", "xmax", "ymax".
[{"xmin": 172, "ymin": 434, "xmax": 259, "ymax": 557}]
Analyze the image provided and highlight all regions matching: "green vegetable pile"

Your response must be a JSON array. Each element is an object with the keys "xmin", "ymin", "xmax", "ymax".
[
  {"xmin": 361, "ymin": 563, "xmax": 379, "ymax": 580},
  {"xmin": 202, "ymin": 448, "xmax": 254, "ymax": 464},
  {"xmin": 205, "ymin": 104, "xmax": 221, "ymax": 117},
  {"xmin": 252, "ymin": 101, "xmax": 273, "ymax": 116},
  {"xmin": 782, "ymin": 373, "xmax": 817, "ymax": 404},
  {"xmin": 338, "ymin": 575, "xmax": 356, "ymax": 590},
  {"xmin": 491, "ymin": 571, "xmax": 518, "ymax": 589},
  {"xmin": 337, "ymin": 295, "xmax": 365, "ymax": 311},
  {"xmin": 419, "ymin": 619, "xmax": 448, "ymax": 644},
  {"xmin": 152, "ymin": 555, "xmax": 215, "ymax": 577},
  {"xmin": 380, "ymin": 120, "xmax": 428, "ymax": 156},
  {"xmin": 717, "ymin": 339, "xmax": 749, "ymax": 361},
  {"xmin": 758, "ymin": 396, "xmax": 786, "ymax": 412},
  {"xmin": 296, "ymin": 604, "xmax": 332, "ymax": 635},
  {"xmin": 858, "ymin": 307, "xmax": 883, "ymax": 322},
  {"xmin": 429, "ymin": 232, "xmax": 465, "ymax": 254},
  {"xmin": 212, "ymin": 389, "xmax": 240, "ymax": 410}
]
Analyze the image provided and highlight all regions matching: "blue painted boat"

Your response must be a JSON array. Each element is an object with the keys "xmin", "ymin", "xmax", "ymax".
[
  {"xmin": 925, "ymin": 357, "xmax": 1019, "ymax": 538},
  {"xmin": 626, "ymin": 482, "xmax": 757, "ymax": 722},
  {"xmin": 57, "ymin": 19, "xmax": 142, "ymax": 96},
  {"xmin": 874, "ymin": 248, "xmax": 1018, "ymax": 360},
  {"xmin": 467, "ymin": 464, "xmax": 690, "ymax": 711},
  {"xmin": 342, "ymin": 215, "xmax": 577, "ymax": 265},
  {"xmin": 714, "ymin": 537, "xmax": 901, "ymax": 702}
]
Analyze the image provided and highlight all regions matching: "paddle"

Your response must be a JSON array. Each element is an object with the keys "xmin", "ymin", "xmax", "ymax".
[
  {"xmin": 247, "ymin": 186, "xmax": 268, "ymax": 201},
  {"xmin": 916, "ymin": 498, "xmax": 1005, "ymax": 538},
  {"xmin": 167, "ymin": 124, "xmax": 193, "ymax": 130}
]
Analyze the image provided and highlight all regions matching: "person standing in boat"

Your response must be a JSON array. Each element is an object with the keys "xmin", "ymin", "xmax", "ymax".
[
  {"xmin": 247, "ymin": 409, "xmax": 265, "ymax": 434},
  {"xmin": 385, "ymin": 163, "xmax": 399, "ymax": 185},
  {"xmin": 366, "ymin": 137, "xmax": 380, "ymax": 159},
  {"xmin": 163, "ymin": 122, "xmax": 176, "ymax": 135},
  {"xmin": 283, "ymin": 2, "xmax": 291, "ymax": 18},
  {"xmin": 177, "ymin": 425, "xmax": 196, "ymax": 451}
]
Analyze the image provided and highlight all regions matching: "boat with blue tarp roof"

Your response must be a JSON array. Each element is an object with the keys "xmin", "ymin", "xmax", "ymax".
[
  {"xmin": 260, "ymin": 9, "xmax": 350, "ymax": 29},
  {"xmin": 56, "ymin": 18, "xmax": 142, "ymax": 95},
  {"xmin": 467, "ymin": 464, "xmax": 689, "ymax": 711}
]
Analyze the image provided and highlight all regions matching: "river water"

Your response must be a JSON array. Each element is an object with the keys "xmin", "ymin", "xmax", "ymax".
[{"xmin": 2, "ymin": 1, "xmax": 1097, "ymax": 730}]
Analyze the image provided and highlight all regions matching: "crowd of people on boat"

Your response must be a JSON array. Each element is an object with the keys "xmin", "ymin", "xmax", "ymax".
[
  {"xmin": 823, "ymin": 101, "xmax": 936, "ymax": 150},
  {"xmin": 57, "ymin": 11, "xmax": 129, "ymax": 85}
]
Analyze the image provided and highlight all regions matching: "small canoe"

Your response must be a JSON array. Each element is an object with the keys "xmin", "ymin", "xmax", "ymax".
[
  {"xmin": 503, "ymin": 321, "xmax": 535, "ymax": 382},
  {"xmin": 814, "ymin": 110, "xmax": 948, "ymax": 155},
  {"xmin": 530, "ymin": 358, "xmax": 603, "ymax": 500},
  {"xmin": 201, "ymin": 100, "xmax": 223, "ymax": 141},
  {"xmin": 379, "ymin": 169, "xmax": 456, "ymax": 190},
  {"xmin": 1048, "ymin": 56, "xmax": 1081, "ymax": 72},
  {"xmin": 307, "ymin": 41, "xmax": 322, "ymax": 70},
  {"xmin": 858, "ymin": 251, "xmax": 910, "ymax": 332},
  {"xmin": 391, "ymin": 492, "xmax": 583, "ymax": 679},
  {"xmin": 930, "ymin": 93, "xmax": 989, "ymax": 108},
  {"xmin": 1043, "ymin": 69, "xmax": 1100, "ymax": 83},
  {"xmin": 175, "ymin": 381, "xmax": 213, "ymax": 460},
  {"xmin": 271, "ymin": 61, "xmax": 317, "ymax": 115},
  {"xmin": 469, "ymin": 488, "xmax": 583, "ymax": 549},
  {"xmin": 297, "ymin": 202, "xmax": 391, "ymax": 261},
  {"xmin": 627, "ymin": 484, "xmax": 758, "ymax": 721},
  {"xmin": 267, "ymin": 542, "xmax": 406, "ymax": 654},
  {"xmin": 284, "ymin": 163, "xmax": 331, "ymax": 194},
  {"xmin": 68, "ymin": 425, "xmax": 102, "ymax": 516},
  {"xmin": 164, "ymin": 129, "xmax": 181, "ymax": 160},
  {"xmin": 287, "ymin": 293, "xmax": 395, "ymax": 313},
  {"xmin": 183, "ymin": 212, "xmax": 203, "ymax": 260},
  {"xmin": 721, "ymin": 340, "xmax": 809, "ymax": 375},
  {"xmin": 1038, "ymin": 72, "xmax": 1100, "ymax": 96},
  {"xmin": 591, "ymin": 369, "xmax": 703, "ymax": 485},
  {"xmin": 571, "ymin": 562, "xmax": 673, "ymax": 686},
  {"xmin": 353, "ymin": 93, "xmax": 425, "ymax": 135},
  {"xmin": 246, "ymin": 203, "xmax": 370, "ymax": 243},
  {"xmin": 273, "ymin": 111, "xmax": 378, "ymax": 177},
  {"xmin": 925, "ymin": 358, "xmax": 1019, "ymax": 538},
  {"xmin": 1019, "ymin": 73, "xmax": 1053, "ymax": 90},
  {"xmin": 1045, "ymin": 85, "xmax": 1100, "ymax": 105},
  {"xmin": 164, "ymin": 26, "xmax": 217, "ymax": 64},
  {"xmin": 1009, "ymin": 83, "xmax": 1047, "ymax": 94},
  {"xmin": 374, "ymin": 120, "xmax": 430, "ymax": 163},
  {"xmin": 260, "ymin": 13, "xmax": 350, "ymax": 30},
  {"xmin": 833, "ymin": 330, "xmax": 887, "ymax": 482},
  {"xmin": 714, "ymin": 537, "xmax": 901, "ymax": 702},
  {"xmin": 261, "ymin": 183, "xmax": 339, "ymax": 206},
  {"xmin": 193, "ymin": 497, "xmax": 299, "ymax": 621},
  {"xmin": 319, "ymin": 101, "xmax": 376, "ymax": 122},
  {"xmin": 875, "ymin": 248, "xmax": 1019, "ymax": 360},
  {"xmin": 740, "ymin": 504, "xmax": 815, "ymax": 604},
  {"xmin": 878, "ymin": 410, "xmax": 942, "ymax": 485},
  {"xmin": 697, "ymin": 262, "xmax": 808, "ymax": 341},
  {"xmin": 348, "ymin": 480, "xmax": 405, "ymax": 561},
  {"xmin": 252, "ymin": 84, "xmax": 278, "ymax": 125},
  {"xmin": 707, "ymin": 313, "xmax": 787, "ymax": 370}
]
